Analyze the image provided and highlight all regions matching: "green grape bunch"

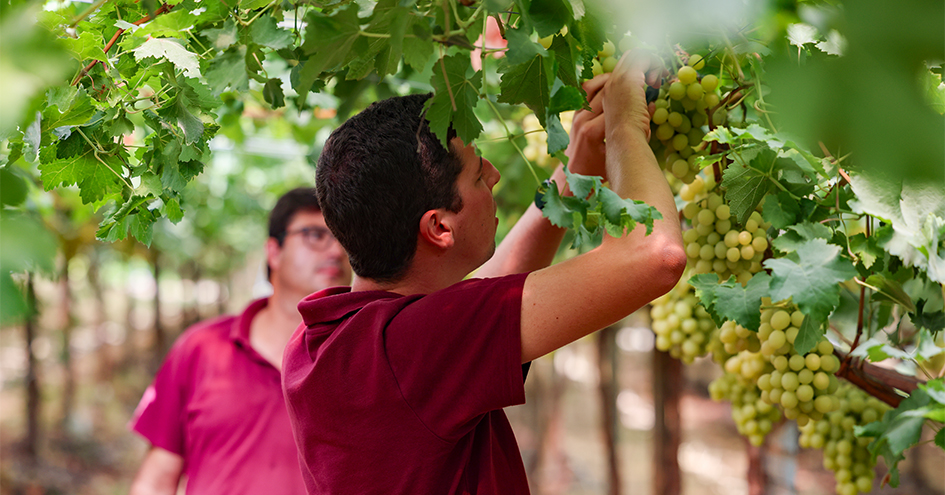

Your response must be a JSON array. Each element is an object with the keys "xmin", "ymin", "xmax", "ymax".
[
  {"xmin": 681, "ymin": 189, "xmax": 770, "ymax": 285},
  {"xmin": 709, "ymin": 371, "xmax": 782, "ymax": 446},
  {"xmin": 648, "ymin": 54, "xmax": 726, "ymax": 184},
  {"xmin": 799, "ymin": 384, "xmax": 889, "ymax": 495},
  {"xmin": 756, "ymin": 301, "xmax": 842, "ymax": 425},
  {"xmin": 649, "ymin": 277, "xmax": 717, "ymax": 364}
]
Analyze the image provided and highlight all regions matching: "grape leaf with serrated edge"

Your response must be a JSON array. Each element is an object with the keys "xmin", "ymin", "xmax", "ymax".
[
  {"xmin": 498, "ymin": 55, "xmax": 555, "ymax": 127},
  {"xmin": 722, "ymin": 148, "xmax": 776, "ymax": 225},
  {"xmin": 425, "ymin": 54, "xmax": 483, "ymax": 147},
  {"xmin": 764, "ymin": 238, "xmax": 858, "ymax": 322}
]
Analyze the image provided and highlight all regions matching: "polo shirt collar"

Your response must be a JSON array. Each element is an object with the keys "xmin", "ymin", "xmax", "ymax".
[
  {"xmin": 298, "ymin": 287, "xmax": 401, "ymax": 326},
  {"xmin": 230, "ymin": 297, "xmax": 269, "ymax": 346}
]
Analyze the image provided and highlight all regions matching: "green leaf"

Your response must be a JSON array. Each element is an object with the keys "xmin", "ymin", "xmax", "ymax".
[
  {"xmin": 848, "ymin": 233, "xmax": 883, "ymax": 270},
  {"xmin": 41, "ymin": 88, "xmax": 96, "ymax": 133},
  {"xmin": 403, "ymin": 35, "xmax": 435, "ymax": 72},
  {"xmin": 62, "ymin": 30, "xmax": 108, "ymax": 62},
  {"xmin": 566, "ymin": 170, "xmax": 601, "ymax": 200},
  {"xmin": 703, "ymin": 126, "xmax": 737, "ymax": 145},
  {"xmin": 263, "ymin": 78, "xmax": 285, "ymax": 109},
  {"xmin": 132, "ymin": 37, "xmax": 201, "ymax": 78},
  {"xmin": 136, "ymin": 9, "xmax": 199, "ymax": 38},
  {"xmin": 0, "ymin": 167, "xmax": 28, "ymax": 206},
  {"xmin": 723, "ymin": 148, "xmax": 776, "ymax": 225},
  {"xmin": 545, "ymin": 113, "xmax": 570, "ymax": 156},
  {"xmin": 794, "ymin": 314, "xmax": 823, "ymax": 355},
  {"xmin": 688, "ymin": 273, "xmax": 771, "ymax": 330},
  {"xmin": 787, "ymin": 23, "xmax": 819, "ymax": 50},
  {"xmin": 936, "ymin": 428, "xmax": 945, "ymax": 449},
  {"xmin": 504, "ymin": 27, "xmax": 548, "ymax": 66},
  {"xmin": 764, "ymin": 238, "xmax": 858, "ymax": 322},
  {"xmin": 762, "ymin": 192, "xmax": 799, "ymax": 230},
  {"xmin": 251, "ymin": 15, "xmax": 293, "ymax": 50},
  {"xmin": 859, "ymin": 274, "xmax": 915, "ymax": 312},
  {"xmin": 425, "ymin": 54, "xmax": 483, "ymax": 147},
  {"xmin": 549, "ymin": 84, "xmax": 585, "ymax": 114},
  {"xmin": 540, "ymin": 184, "xmax": 573, "ymax": 228},
  {"xmin": 910, "ymin": 299, "xmax": 945, "ymax": 332},
  {"xmin": 550, "ymin": 35, "xmax": 581, "ymax": 92},
  {"xmin": 528, "ymin": 0, "xmax": 572, "ymax": 37},
  {"xmin": 597, "ymin": 187, "xmax": 660, "ymax": 236},
  {"xmin": 301, "ymin": 6, "xmax": 364, "ymax": 76},
  {"xmin": 203, "ymin": 18, "xmax": 239, "ymax": 50},
  {"xmin": 920, "ymin": 378, "xmax": 945, "ymax": 405},
  {"xmin": 858, "ymin": 387, "xmax": 932, "ymax": 488},
  {"xmin": 771, "ymin": 221, "xmax": 833, "ymax": 253},
  {"xmin": 163, "ymin": 196, "xmax": 184, "ymax": 223},
  {"xmin": 205, "ymin": 47, "xmax": 248, "ymax": 96},
  {"xmin": 38, "ymin": 141, "xmax": 123, "ymax": 204},
  {"xmin": 498, "ymin": 55, "xmax": 554, "ymax": 126},
  {"xmin": 128, "ymin": 212, "xmax": 155, "ymax": 246}
]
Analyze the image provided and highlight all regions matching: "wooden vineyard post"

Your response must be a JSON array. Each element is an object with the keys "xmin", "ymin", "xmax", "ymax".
[{"xmin": 653, "ymin": 348, "xmax": 682, "ymax": 495}]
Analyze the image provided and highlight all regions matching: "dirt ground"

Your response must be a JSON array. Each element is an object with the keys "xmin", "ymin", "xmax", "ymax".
[{"xmin": 1, "ymin": 321, "xmax": 943, "ymax": 495}]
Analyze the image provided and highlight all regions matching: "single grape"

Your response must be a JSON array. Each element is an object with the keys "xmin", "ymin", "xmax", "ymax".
[{"xmin": 678, "ymin": 66, "xmax": 698, "ymax": 85}]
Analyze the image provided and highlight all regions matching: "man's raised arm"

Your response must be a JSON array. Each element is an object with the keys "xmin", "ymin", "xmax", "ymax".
[
  {"xmin": 519, "ymin": 53, "xmax": 687, "ymax": 363},
  {"xmin": 476, "ymin": 75, "xmax": 611, "ymax": 278}
]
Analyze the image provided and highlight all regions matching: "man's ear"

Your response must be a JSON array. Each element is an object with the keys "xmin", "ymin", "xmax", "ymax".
[
  {"xmin": 265, "ymin": 237, "xmax": 283, "ymax": 273},
  {"xmin": 418, "ymin": 209, "xmax": 454, "ymax": 250}
]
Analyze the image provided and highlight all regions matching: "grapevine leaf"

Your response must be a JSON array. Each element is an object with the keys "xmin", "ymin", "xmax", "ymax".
[
  {"xmin": 713, "ymin": 273, "xmax": 771, "ymax": 331},
  {"xmin": 129, "ymin": 212, "xmax": 155, "ymax": 246},
  {"xmin": 163, "ymin": 196, "xmax": 184, "ymax": 223},
  {"xmin": 504, "ymin": 27, "xmax": 548, "ymax": 66},
  {"xmin": 921, "ymin": 378, "xmax": 945, "ymax": 405},
  {"xmin": 38, "ymin": 141, "xmax": 122, "ymax": 204},
  {"xmin": 0, "ymin": 168, "xmax": 28, "ymax": 206},
  {"xmin": 856, "ymin": 387, "xmax": 932, "ymax": 488},
  {"xmin": 782, "ymin": 140, "xmax": 828, "ymax": 176},
  {"xmin": 910, "ymin": 299, "xmax": 945, "ymax": 332},
  {"xmin": 848, "ymin": 233, "xmax": 883, "ymax": 270},
  {"xmin": 498, "ymin": 55, "xmax": 554, "ymax": 127},
  {"xmin": 545, "ymin": 114, "xmax": 570, "ymax": 156},
  {"xmin": 550, "ymin": 35, "xmax": 581, "ymax": 92},
  {"xmin": 41, "ymin": 88, "xmax": 96, "ymax": 133},
  {"xmin": 528, "ymin": 0, "xmax": 572, "ymax": 37},
  {"xmin": 722, "ymin": 148, "xmax": 776, "ymax": 225},
  {"xmin": 365, "ymin": 0, "xmax": 413, "ymax": 78},
  {"xmin": 425, "ymin": 54, "xmax": 483, "ymax": 147},
  {"xmin": 566, "ymin": 169, "xmax": 601, "ymax": 200},
  {"xmin": 301, "ymin": 6, "xmax": 364, "ymax": 76},
  {"xmin": 62, "ymin": 31, "xmax": 108, "ymax": 62},
  {"xmin": 703, "ymin": 126, "xmax": 737, "ymax": 145},
  {"xmin": 539, "ymin": 184, "xmax": 572, "ymax": 228},
  {"xmin": 771, "ymin": 221, "xmax": 833, "ymax": 253},
  {"xmin": 159, "ymin": 95, "xmax": 205, "ymax": 145},
  {"xmin": 597, "ymin": 187, "xmax": 659, "ymax": 236},
  {"xmin": 132, "ymin": 37, "xmax": 200, "ymax": 78},
  {"xmin": 549, "ymin": 84, "xmax": 585, "ymax": 114},
  {"xmin": 936, "ymin": 429, "xmax": 945, "ymax": 450},
  {"xmin": 263, "ymin": 78, "xmax": 285, "ymax": 109},
  {"xmin": 794, "ymin": 314, "xmax": 823, "ymax": 355},
  {"xmin": 203, "ymin": 19, "xmax": 238, "ymax": 50},
  {"xmin": 403, "ymin": 35, "xmax": 435, "ymax": 72},
  {"xmin": 763, "ymin": 192, "xmax": 800, "ymax": 230},
  {"xmin": 136, "ymin": 9, "xmax": 199, "ymax": 38},
  {"xmin": 786, "ymin": 23, "xmax": 819, "ymax": 50},
  {"xmin": 250, "ymin": 15, "xmax": 293, "ymax": 50},
  {"xmin": 815, "ymin": 30, "xmax": 847, "ymax": 56},
  {"xmin": 859, "ymin": 274, "xmax": 915, "ymax": 312},
  {"xmin": 765, "ymin": 238, "xmax": 858, "ymax": 322},
  {"xmin": 205, "ymin": 47, "xmax": 248, "ymax": 96}
]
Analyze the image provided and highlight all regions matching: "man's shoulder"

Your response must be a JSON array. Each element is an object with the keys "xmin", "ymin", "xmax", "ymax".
[{"xmin": 168, "ymin": 313, "xmax": 239, "ymax": 356}]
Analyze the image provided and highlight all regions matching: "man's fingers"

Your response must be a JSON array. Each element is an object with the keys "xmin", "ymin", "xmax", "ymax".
[{"xmin": 582, "ymin": 73, "xmax": 610, "ymax": 102}]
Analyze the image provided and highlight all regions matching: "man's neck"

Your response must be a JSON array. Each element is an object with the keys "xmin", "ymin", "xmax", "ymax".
[{"xmin": 249, "ymin": 289, "xmax": 304, "ymax": 370}]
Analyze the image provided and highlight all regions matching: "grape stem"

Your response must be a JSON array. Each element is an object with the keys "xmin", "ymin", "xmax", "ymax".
[
  {"xmin": 71, "ymin": 3, "xmax": 175, "ymax": 86},
  {"xmin": 835, "ymin": 349, "xmax": 923, "ymax": 408}
]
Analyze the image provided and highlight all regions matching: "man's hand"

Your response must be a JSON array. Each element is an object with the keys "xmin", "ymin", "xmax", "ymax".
[
  {"xmin": 603, "ymin": 51, "xmax": 653, "ymax": 145},
  {"xmin": 564, "ymin": 74, "xmax": 609, "ymax": 179}
]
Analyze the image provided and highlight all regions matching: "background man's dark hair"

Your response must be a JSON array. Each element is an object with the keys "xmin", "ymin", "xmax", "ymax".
[
  {"xmin": 316, "ymin": 93, "xmax": 464, "ymax": 283},
  {"xmin": 266, "ymin": 187, "xmax": 321, "ymax": 279}
]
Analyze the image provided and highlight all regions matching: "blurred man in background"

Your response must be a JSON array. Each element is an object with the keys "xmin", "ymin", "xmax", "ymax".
[{"xmin": 128, "ymin": 188, "xmax": 351, "ymax": 495}]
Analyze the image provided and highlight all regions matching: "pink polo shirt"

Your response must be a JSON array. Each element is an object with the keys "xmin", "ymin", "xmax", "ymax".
[
  {"xmin": 282, "ymin": 274, "xmax": 531, "ymax": 495},
  {"xmin": 131, "ymin": 298, "xmax": 307, "ymax": 495}
]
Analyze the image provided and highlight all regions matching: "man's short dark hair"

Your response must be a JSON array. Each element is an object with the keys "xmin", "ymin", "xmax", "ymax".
[
  {"xmin": 267, "ymin": 187, "xmax": 321, "ymax": 279},
  {"xmin": 315, "ymin": 93, "xmax": 464, "ymax": 283}
]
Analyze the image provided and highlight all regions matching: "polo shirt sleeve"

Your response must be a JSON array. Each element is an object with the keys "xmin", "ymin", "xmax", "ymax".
[
  {"xmin": 129, "ymin": 335, "xmax": 193, "ymax": 456},
  {"xmin": 384, "ymin": 273, "xmax": 528, "ymax": 442}
]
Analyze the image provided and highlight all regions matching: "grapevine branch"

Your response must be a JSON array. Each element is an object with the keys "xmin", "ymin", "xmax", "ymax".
[
  {"xmin": 835, "ymin": 350, "xmax": 923, "ymax": 408},
  {"xmin": 71, "ymin": 3, "xmax": 175, "ymax": 86}
]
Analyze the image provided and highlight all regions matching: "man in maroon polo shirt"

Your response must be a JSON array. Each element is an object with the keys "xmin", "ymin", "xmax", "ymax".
[
  {"xmin": 283, "ymin": 53, "xmax": 686, "ymax": 494},
  {"xmin": 128, "ymin": 188, "xmax": 351, "ymax": 495}
]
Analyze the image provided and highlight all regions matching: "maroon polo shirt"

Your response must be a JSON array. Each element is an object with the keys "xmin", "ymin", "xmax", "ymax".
[
  {"xmin": 282, "ymin": 274, "xmax": 531, "ymax": 495},
  {"xmin": 130, "ymin": 298, "xmax": 307, "ymax": 495}
]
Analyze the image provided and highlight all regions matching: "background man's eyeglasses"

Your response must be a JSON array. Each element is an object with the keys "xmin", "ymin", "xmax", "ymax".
[{"xmin": 281, "ymin": 226, "xmax": 337, "ymax": 251}]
